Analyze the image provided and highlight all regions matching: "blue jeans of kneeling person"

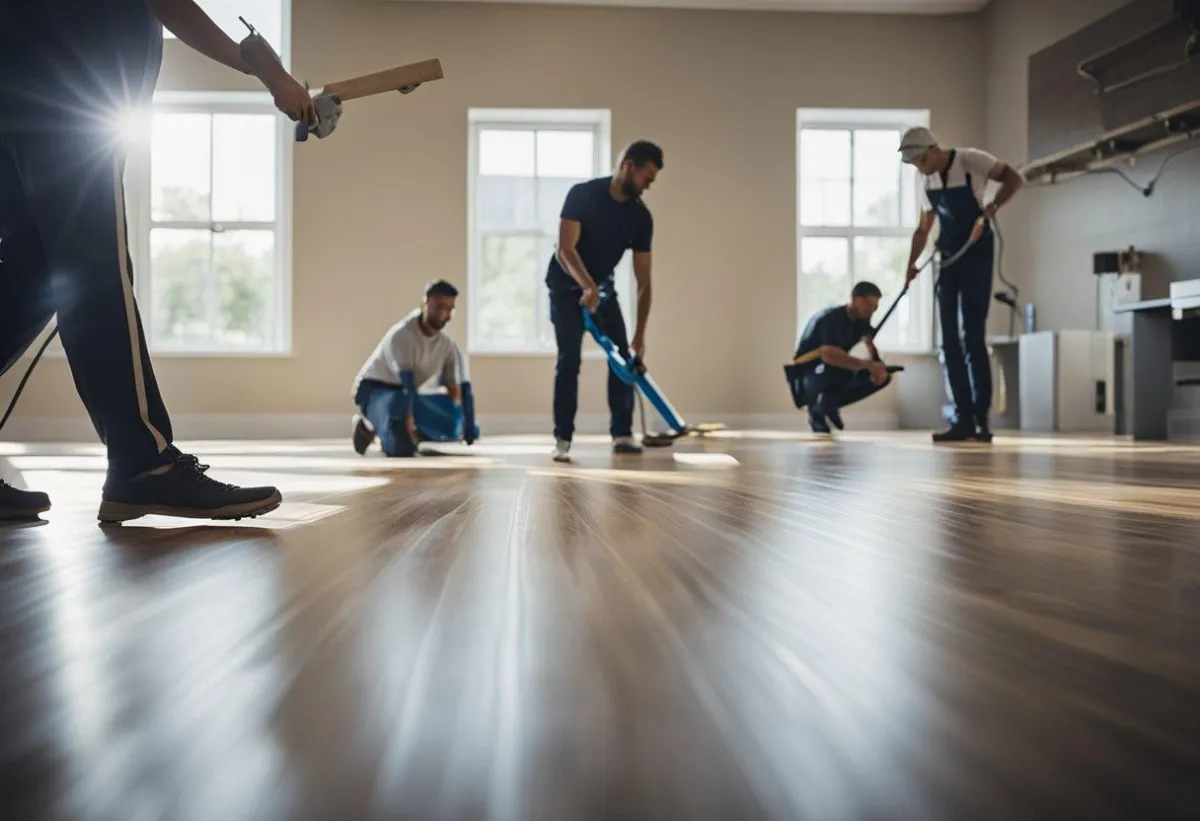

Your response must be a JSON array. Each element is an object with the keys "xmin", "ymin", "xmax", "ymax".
[
  {"xmin": 791, "ymin": 363, "xmax": 891, "ymax": 429},
  {"xmin": 354, "ymin": 378, "xmax": 480, "ymax": 456}
]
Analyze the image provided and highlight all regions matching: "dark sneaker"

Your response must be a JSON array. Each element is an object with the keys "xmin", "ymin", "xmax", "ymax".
[
  {"xmin": 612, "ymin": 436, "xmax": 643, "ymax": 454},
  {"xmin": 808, "ymin": 408, "xmax": 832, "ymax": 434},
  {"xmin": 973, "ymin": 418, "xmax": 994, "ymax": 443},
  {"xmin": 0, "ymin": 479, "xmax": 51, "ymax": 521},
  {"xmin": 932, "ymin": 423, "xmax": 976, "ymax": 443},
  {"xmin": 98, "ymin": 454, "xmax": 282, "ymax": 524},
  {"xmin": 352, "ymin": 413, "xmax": 376, "ymax": 455},
  {"xmin": 824, "ymin": 406, "xmax": 845, "ymax": 431}
]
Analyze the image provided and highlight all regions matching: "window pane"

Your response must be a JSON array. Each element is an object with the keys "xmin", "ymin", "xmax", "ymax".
[
  {"xmin": 536, "ymin": 130, "xmax": 594, "ymax": 178},
  {"xmin": 536, "ymin": 177, "xmax": 585, "ymax": 236},
  {"xmin": 165, "ymin": 0, "xmax": 283, "ymax": 49},
  {"xmin": 479, "ymin": 130, "xmax": 534, "ymax": 176},
  {"xmin": 212, "ymin": 114, "xmax": 276, "ymax": 222},
  {"xmin": 853, "ymin": 236, "xmax": 910, "ymax": 347},
  {"xmin": 477, "ymin": 176, "xmax": 537, "ymax": 231},
  {"xmin": 853, "ymin": 129, "xmax": 903, "ymax": 228},
  {"xmin": 150, "ymin": 229, "xmax": 213, "ymax": 348},
  {"xmin": 152, "ymin": 113, "xmax": 211, "ymax": 222},
  {"xmin": 477, "ymin": 235, "xmax": 539, "ymax": 344},
  {"xmin": 798, "ymin": 236, "xmax": 850, "ymax": 321},
  {"xmin": 215, "ymin": 230, "xmax": 275, "ymax": 348},
  {"xmin": 799, "ymin": 130, "xmax": 851, "ymax": 227}
]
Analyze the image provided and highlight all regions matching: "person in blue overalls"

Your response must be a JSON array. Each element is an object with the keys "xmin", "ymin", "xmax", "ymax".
[{"xmin": 899, "ymin": 127, "xmax": 1024, "ymax": 443}]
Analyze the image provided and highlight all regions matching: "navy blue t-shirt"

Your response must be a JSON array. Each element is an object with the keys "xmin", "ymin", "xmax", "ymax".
[
  {"xmin": 0, "ymin": 1, "xmax": 164, "ymax": 132},
  {"xmin": 545, "ymin": 176, "xmax": 653, "ymax": 294},
  {"xmin": 794, "ymin": 306, "xmax": 872, "ymax": 365}
]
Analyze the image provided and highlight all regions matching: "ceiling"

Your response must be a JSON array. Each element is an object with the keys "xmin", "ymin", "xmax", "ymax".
[{"xmin": 392, "ymin": 0, "xmax": 991, "ymax": 13}]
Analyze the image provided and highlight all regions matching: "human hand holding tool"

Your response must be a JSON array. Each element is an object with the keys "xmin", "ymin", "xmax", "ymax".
[
  {"xmin": 868, "ymin": 361, "xmax": 889, "ymax": 386},
  {"xmin": 630, "ymin": 333, "xmax": 646, "ymax": 361},
  {"xmin": 580, "ymin": 283, "xmax": 601, "ymax": 312},
  {"xmin": 291, "ymin": 57, "xmax": 445, "ymax": 141}
]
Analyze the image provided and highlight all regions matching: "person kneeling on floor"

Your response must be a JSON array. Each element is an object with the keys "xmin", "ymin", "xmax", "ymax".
[
  {"xmin": 789, "ymin": 281, "xmax": 892, "ymax": 434},
  {"xmin": 351, "ymin": 280, "xmax": 479, "ymax": 457}
]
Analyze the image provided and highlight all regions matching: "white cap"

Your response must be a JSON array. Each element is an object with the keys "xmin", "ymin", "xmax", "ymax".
[{"xmin": 899, "ymin": 126, "xmax": 937, "ymax": 163}]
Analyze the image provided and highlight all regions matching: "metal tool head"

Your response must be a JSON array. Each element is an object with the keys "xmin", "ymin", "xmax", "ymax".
[{"xmin": 295, "ymin": 92, "xmax": 343, "ymax": 142}]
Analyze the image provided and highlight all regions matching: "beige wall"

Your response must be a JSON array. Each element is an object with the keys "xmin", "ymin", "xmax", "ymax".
[
  {"xmin": 983, "ymin": 0, "xmax": 1200, "ymax": 332},
  {"xmin": 2, "ymin": 1, "xmax": 987, "ymax": 437}
]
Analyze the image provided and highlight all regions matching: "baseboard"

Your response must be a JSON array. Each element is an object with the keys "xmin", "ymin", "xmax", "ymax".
[{"xmin": 0, "ymin": 408, "xmax": 898, "ymax": 443}]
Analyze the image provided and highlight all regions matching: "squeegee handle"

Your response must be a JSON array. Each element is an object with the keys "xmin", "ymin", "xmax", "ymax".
[{"xmin": 870, "ymin": 283, "xmax": 909, "ymax": 338}]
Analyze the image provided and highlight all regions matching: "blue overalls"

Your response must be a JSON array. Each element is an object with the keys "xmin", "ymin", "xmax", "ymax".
[{"xmin": 926, "ymin": 151, "xmax": 995, "ymax": 428}]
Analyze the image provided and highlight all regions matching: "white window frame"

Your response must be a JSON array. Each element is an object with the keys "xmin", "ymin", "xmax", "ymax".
[
  {"xmin": 466, "ymin": 108, "xmax": 633, "ymax": 358},
  {"xmin": 25, "ymin": 2, "xmax": 292, "ymax": 361},
  {"xmin": 796, "ymin": 107, "xmax": 933, "ymax": 355},
  {"xmin": 123, "ymin": 90, "xmax": 294, "ymax": 357}
]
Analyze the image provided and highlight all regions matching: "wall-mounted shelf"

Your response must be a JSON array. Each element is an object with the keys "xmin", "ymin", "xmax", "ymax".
[
  {"xmin": 1020, "ymin": 99, "xmax": 1200, "ymax": 185},
  {"xmin": 1077, "ymin": 16, "xmax": 1198, "ymax": 95}
]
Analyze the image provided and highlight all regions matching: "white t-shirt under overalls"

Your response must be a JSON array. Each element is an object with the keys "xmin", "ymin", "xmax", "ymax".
[{"xmin": 921, "ymin": 147, "xmax": 1002, "ymax": 213}]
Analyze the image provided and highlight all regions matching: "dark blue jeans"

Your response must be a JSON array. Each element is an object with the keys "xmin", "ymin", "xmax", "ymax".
[
  {"xmin": 0, "ymin": 131, "xmax": 180, "ymax": 480},
  {"xmin": 801, "ymin": 364, "xmax": 891, "ymax": 414},
  {"xmin": 550, "ymin": 290, "xmax": 634, "ymax": 442},
  {"xmin": 937, "ymin": 237, "xmax": 994, "ymax": 424}
]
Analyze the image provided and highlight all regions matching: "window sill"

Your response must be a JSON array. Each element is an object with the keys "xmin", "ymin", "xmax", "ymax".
[
  {"xmin": 468, "ymin": 348, "xmax": 609, "ymax": 360},
  {"xmin": 147, "ymin": 349, "xmax": 295, "ymax": 359}
]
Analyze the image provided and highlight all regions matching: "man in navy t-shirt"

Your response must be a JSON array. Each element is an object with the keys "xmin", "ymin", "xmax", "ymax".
[
  {"xmin": 0, "ymin": 0, "xmax": 315, "ymax": 522},
  {"xmin": 790, "ymin": 282, "xmax": 892, "ymax": 433},
  {"xmin": 546, "ymin": 141, "xmax": 661, "ymax": 462}
]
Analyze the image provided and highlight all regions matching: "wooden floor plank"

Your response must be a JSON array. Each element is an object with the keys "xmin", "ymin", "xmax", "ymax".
[{"xmin": 1, "ymin": 432, "xmax": 1199, "ymax": 820}]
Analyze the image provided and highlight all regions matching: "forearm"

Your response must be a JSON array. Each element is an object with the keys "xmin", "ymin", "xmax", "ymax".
[
  {"xmin": 634, "ymin": 282, "xmax": 651, "ymax": 339},
  {"xmin": 445, "ymin": 383, "xmax": 462, "ymax": 404},
  {"xmin": 990, "ymin": 169, "xmax": 1024, "ymax": 212},
  {"xmin": 907, "ymin": 229, "xmax": 930, "ymax": 268},
  {"xmin": 398, "ymin": 371, "xmax": 417, "ymax": 415},
  {"xmin": 556, "ymin": 248, "xmax": 597, "ymax": 291},
  {"xmin": 144, "ymin": 0, "xmax": 253, "ymax": 74},
  {"xmin": 822, "ymin": 347, "xmax": 871, "ymax": 372}
]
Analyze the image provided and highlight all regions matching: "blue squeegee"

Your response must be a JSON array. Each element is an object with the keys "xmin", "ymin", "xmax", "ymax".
[{"xmin": 582, "ymin": 304, "xmax": 724, "ymax": 446}]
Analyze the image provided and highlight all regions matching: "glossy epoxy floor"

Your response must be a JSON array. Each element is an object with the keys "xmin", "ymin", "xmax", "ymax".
[{"xmin": 1, "ymin": 432, "xmax": 1199, "ymax": 821}]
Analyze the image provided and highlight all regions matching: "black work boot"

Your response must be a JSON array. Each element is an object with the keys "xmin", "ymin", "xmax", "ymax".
[
  {"xmin": 98, "ymin": 454, "xmax": 282, "ymax": 524},
  {"xmin": 973, "ymin": 416, "xmax": 994, "ymax": 443},
  {"xmin": 352, "ymin": 413, "xmax": 376, "ymax": 455},
  {"xmin": 808, "ymin": 407, "xmax": 831, "ymax": 434},
  {"xmin": 932, "ymin": 422, "xmax": 976, "ymax": 443},
  {"xmin": 0, "ymin": 479, "xmax": 51, "ymax": 521}
]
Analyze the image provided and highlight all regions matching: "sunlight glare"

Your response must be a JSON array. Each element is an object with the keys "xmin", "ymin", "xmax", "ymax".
[{"xmin": 113, "ymin": 107, "xmax": 152, "ymax": 152}]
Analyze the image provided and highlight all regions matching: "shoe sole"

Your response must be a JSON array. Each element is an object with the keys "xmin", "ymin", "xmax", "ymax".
[
  {"xmin": 96, "ymin": 491, "xmax": 283, "ymax": 525},
  {"xmin": 0, "ymin": 505, "xmax": 51, "ymax": 521}
]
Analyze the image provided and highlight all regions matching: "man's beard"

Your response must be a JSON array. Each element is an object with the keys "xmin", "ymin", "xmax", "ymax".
[{"xmin": 620, "ymin": 177, "xmax": 639, "ymax": 198}]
